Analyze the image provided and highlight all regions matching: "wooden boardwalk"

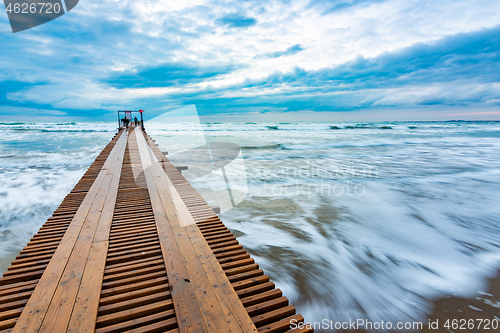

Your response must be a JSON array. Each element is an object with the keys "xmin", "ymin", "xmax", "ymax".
[{"xmin": 0, "ymin": 128, "xmax": 313, "ymax": 333}]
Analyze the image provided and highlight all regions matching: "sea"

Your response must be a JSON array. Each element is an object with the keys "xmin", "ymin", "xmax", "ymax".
[{"xmin": 1, "ymin": 121, "xmax": 500, "ymax": 330}]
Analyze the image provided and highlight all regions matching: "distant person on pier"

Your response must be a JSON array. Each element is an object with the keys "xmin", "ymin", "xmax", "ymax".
[{"xmin": 134, "ymin": 117, "xmax": 139, "ymax": 127}]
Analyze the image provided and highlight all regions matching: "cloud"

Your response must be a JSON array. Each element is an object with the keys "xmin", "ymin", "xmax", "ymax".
[
  {"xmin": 0, "ymin": 81, "xmax": 38, "ymax": 105},
  {"xmin": 205, "ymin": 24, "xmax": 500, "ymax": 109},
  {"xmin": 307, "ymin": 0, "xmax": 386, "ymax": 15},
  {"xmin": 1, "ymin": 0, "xmax": 500, "ymax": 120},
  {"xmin": 323, "ymin": 26, "xmax": 500, "ymax": 87},
  {"xmin": 6, "ymin": 23, "xmax": 500, "ymax": 114},
  {"xmin": 0, "ymin": 106, "xmax": 67, "ymax": 116},
  {"xmin": 257, "ymin": 44, "xmax": 304, "ymax": 59},
  {"xmin": 215, "ymin": 13, "xmax": 257, "ymax": 28},
  {"xmin": 105, "ymin": 62, "xmax": 241, "ymax": 88}
]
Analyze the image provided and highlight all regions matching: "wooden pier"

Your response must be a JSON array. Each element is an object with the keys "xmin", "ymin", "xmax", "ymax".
[{"xmin": 0, "ymin": 128, "xmax": 312, "ymax": 333}]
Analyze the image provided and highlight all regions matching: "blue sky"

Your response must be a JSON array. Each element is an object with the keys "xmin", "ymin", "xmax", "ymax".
[{"xmin": 1, "ymin": 0, "xmax": 500, "ymax": 121}]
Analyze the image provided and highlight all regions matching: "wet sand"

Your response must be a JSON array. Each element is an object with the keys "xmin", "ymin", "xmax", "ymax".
[
  {"xmin": 420, "ymin": 269, "xmax": 500, "ymax": 333},
  {"xmin": 330, "ymin": 270, "xmax": 500, "ymax": 333}
]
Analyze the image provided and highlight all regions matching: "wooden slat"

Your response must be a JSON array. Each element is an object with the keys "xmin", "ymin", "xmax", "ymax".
[
  {"xmin": 141, "ymin": 129, "xmax": 304, "ymax": 333},
  {"xmin": 134, "ymin": 130, "xmax": 209, "ymax": 333},
  {"xmin": 99, "ymin": 284, "xmax": 169, "ymax": 307},
  {"xmin": 2, "ymin": 126, "xmax": 311, "ymax": 333},
  {"xmin": 252, "ymin": 306, "xmax": 296, "ymax": 327},
  {"xmin": 11, "ymin": 130, "xmax": 128, "ymax": 333},
  {"xmin": 257, "ymin": 314, "xmax": 304, "ymax": 333},
  {"xmin": 95, "ymin": 310, "xmax": 176, "ymax": 333},
  {"xmin": 66, "ymin": 130, "xmax": 129, "ymax": 332},
  {"xmin": 136, "ymin": 128, "xmax": 259, "ymax": 333},
  {"xmin": 95, "ymin": 133, "xmax": 175, "ymax": 332}
]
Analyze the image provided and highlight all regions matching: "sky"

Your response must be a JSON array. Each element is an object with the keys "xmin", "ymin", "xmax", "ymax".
[{"xmin": 1, "ymin": 0, "xmax": 500, "ymax": 122}]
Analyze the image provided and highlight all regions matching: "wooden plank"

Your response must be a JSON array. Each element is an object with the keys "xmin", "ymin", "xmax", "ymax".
[
  {"xmin": 103, "ymin": 265, "xmax": 165, "ymax": 283},
  {"xmin": 98, "ymin": 290, "xmax": 171, "ymax": 316},
  {"xmin": 245, "ymin": 297, "xmax": 289, "ymax": 317},
  {"xmin": 0, "ymin": 318, "xmax": 16, "ymax": 331},
  {"xmin": 185, "ymin": 223, "xmax": 258, "ymax": 332},
  {"xmin": 0, "ymin": 281, "xmax": 38, "ymax": 296},
  {"xmin": 256, "ymin": 314, "xmax": 303, "ymax": 333},
  {"xmin": 11, "ymin": 130, "xmax": 128, "ymax": 333},
  {"xmin": 2, "ymin": 126, "xmax": 310, "ymax": 333},
  {"xmin": 229, "ymin": 270, "xmax": 264, "ymax": 284},
  {"xmin": 236, "ymin": 282, "xmax": 275, "ymax": 299},
  {"xmin": 142, "ymin": 131, "xmax": 312, "ymax": 332},
  {"xmin": 101, "ymin": 271, "xmax": 166, "ymax": 290},
  {"xmin": 104, "ymin": 256, "xmax": 163, "ymax": 272},
  {"xmin": 44, "ymin": 129, "xmax": 128, "ymax": 333},
  {"xmin": 99, "ymin": 284, "xmax": 169, "ymax": 307},
  {"xmin": 150, "ymin": 182, "xmax": 233, "ymax": 333},
  {"xmin": 133, "ymin": 130, "xmax": 207, "ymax": 333},
  {"xmin": 123, "ymin": 317, "xmax": 178, "ymax": 333},
  {"xmin": 0, "ymin": 291, "xmax": 32, "ymax": 305},
  {"xmin": 104, "ymin": 249, "xmax": 163, "ymax": 266},
  {"xmin": 135, "ymin": 128, "xmax": 257, "ymax": 333},
  {"xmin": 140, "ymin": 133, "xmax": 253, "ymax": 331},
  {"xmin": 95, "ymin": 310, "xmax": 176, "ymax": 333},
  {"xmin": 252, "ymin": 306, "xmax": 295, "ymax": 327},
  {"xmin": 96, "ymin": 300, "xmax": 174, "ymax": 328},
  {"xmin": 100, "ymin": 276, "xmax": 169, "ymax": 298},
  {"xmin": 240, "ymin": 289, "xmax": 282, "ymax": 308},
  {"xmin": 0, "ymin": 309, "xmax": 22, "ymax": 322}
]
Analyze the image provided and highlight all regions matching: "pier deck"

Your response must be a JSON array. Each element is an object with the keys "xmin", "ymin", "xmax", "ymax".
[{"xmin": 0, "ymin": 128, "xmax": 312, "ymax": 333}]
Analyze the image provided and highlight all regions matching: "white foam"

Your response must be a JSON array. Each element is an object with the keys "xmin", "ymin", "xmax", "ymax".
[
  {"xmin": 0, "ymin": 122, "xmax": 116, "ymax": 274},
  {"xmin": 2, "ymin": 121, "xmax": 500, "ymax": 328}
]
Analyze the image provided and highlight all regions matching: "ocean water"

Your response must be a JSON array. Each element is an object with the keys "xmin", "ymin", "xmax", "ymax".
[
  {"xmin": 0, "ymin": 122, "xmax": 116, "ymax": 270},
  {"xmin": 1, "ymin": 121, "xmax": 500, "ymax": 329}
]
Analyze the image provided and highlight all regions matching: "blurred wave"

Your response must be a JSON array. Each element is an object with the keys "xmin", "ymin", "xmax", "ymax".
[
  {"xmin": 148, "ymin": 121, "xmax": 500, "ymax": 327},
  {"xmin": 0, "ymin": 122, "xmax": 116, "ymax": 273},
  {"xmin": 1, "ymin": 120, "xmax": 500, "ymax": 330}
]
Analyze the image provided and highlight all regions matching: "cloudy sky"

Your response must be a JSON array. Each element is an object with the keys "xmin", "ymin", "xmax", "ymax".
[{"xmin": 1, "ymin": 0, "xmax": 500, "ymax": 121}]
